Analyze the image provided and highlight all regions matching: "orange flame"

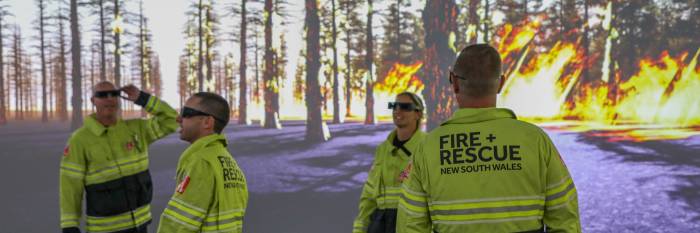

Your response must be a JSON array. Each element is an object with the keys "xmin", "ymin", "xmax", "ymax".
[
  {"xmin": 374, "ymin": 62, "xmax": 424, "ymax": 96},
  {"xmin": 499, "ymin": 42, "xmax": 583, "ymax": 119},
  {"xmin": 497, "ymin": 19, "xmax": 540, "ymax": 63},
  {"xmin": 495, "ymin": 17, "xmax": 700, "ymax": 141}
]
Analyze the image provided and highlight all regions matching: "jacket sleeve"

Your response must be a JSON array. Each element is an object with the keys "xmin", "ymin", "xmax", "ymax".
[
  {"xmin": 59, "ymin": 136, "xmax": 86, "ymax": 233},
  {"xmin": 157, "ymin": 159, "xmax": 215, "ymax": 233},
  {"xmin": 397, "ymin": 144, "xmax": 431, "ymax": 233},
  {"xmin": 352, "ymin": 149, "xmax": 383, "ymax": 233},
  {"xmin": 541, "ymin": 134, "xmax": 582, "ymax": 233},
  {"xmin": 134, "ymin": 92, "xmax": 179, "ymax": 145}
]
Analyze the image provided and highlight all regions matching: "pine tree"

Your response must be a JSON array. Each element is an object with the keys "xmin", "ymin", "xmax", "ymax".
[
  {"xmin": 70, "ymin": 0, "xmax": 83, "ymax": 129},
  {"xmin": 364, "ymin": 0, "xmax": 375, "ymax": 125},
  {"xmin": 305, "ymin": 0, "xmax": 327, "ymax": 142},
  {"xmin": 55, "ymin": 0, "xmax": 69, "ymax": 121},
  {"xmin": 0, "ymin": 0, "xmax": 10, "ymax": 125},
  {"xmin": 36, "ymin": 0, "xmax": 50, "ymax": 122},
  {"xmin": 423, "ymin": 0, "xmax": 458, "ymax": 130},
  {"xmin": 338, "ymin": 0, "xmax": 362, "ymax": 118}
]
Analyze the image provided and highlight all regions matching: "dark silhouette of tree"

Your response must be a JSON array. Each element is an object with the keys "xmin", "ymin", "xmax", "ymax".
[
  {"xmin": 70, "ymin": 0, "xmax": 83, "ymax": 130},
  {"xmin": 338, "ymin": 0, "xmax": 362, "ymax": 118},
  {"xmin": 263, "ymin": 0, "xmax": 279, "ymax": 128},
  {"xmin": 225, "ymin": 0, "xmax": 261, "ymax": 125},
  {"xmin": 422, "ymin": 0, "xmax": 457, "ymax": 130},
  {"xmin": 55, "ymin": 0, "xmax": 69, "ymax": 121},
  {"xmin": 0, "ymin": 0, "xmax": 11, "ymax": 125},
  {"xmin": 364, "ymin": 0, "xmax": 375, "ymax": 125},
  {"xmin": 36, "ymin": 0, "xmax": 50, "ymax": 122},
  {"xmin": 12, "ymin": 27, "xmax": 23, "ymax": 120},
  {"xmin": 87, "ymin": 0, "xmax": 111, "ymax": 81},
  {"xmin": 112, "ymin": 0, "xmax": 123, "ymax": 87},
  {"xmin": 305, "ymin": 0, "xmax": 328, "ymax": 142}
]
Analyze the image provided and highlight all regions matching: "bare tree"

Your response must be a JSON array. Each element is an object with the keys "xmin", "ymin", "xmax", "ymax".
[
  {"xmin": 0, "ymin": 1, "xmax": 10, "ymax": 125},
  {"xmin": 330, "ymin": 0, "xmax": 340, "ymax": 123},
  {"xmin": 112, "ymin": 0, "xmax": 122, "ymax": 87},
  {"xmin": 37, "ymin": 0, "xmax": 50, "ymax": 122},
  {"xmin": 364, "ymin": 0, "xmax": 375, "ymax": 125},
  {"xmin": 423, "ymin": 0, "xmax": 458, "ymax": 130},
  {"xmin": 12, "ymin": 26, "xmax": 23, "ymax": 120},
  {"xmin": 87, "ymin": 0, "xmax": 110, "ymax": 81},
  {"xmin": 55, "ymin": 0, "xmax": 69, "ymax": 121},
  {"xmin": 70, "ymin": 0, "xmax": 83, "ymax": 129},
  {"xmin": 338, "ymin": 0, "xmax": 361, "ymax": 118},
  {"xmin": 305, "ymin": 0, "xmax": 327, "ymax": 142},
  {"xmin": 238, "ymin": 0, "xmax": 250, "ymax": 124},
  {"xmin": 262, "ymin": 0, "xmax": 279, "ymax": 128}
]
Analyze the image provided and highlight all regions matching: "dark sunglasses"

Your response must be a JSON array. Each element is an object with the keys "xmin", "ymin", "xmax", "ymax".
[
  {"xmin": 180, "ymin": 106, "xmax": 226, "ymax": 123},
  {"xmin": 93, "ymin": 90, "xmax": 122, "ymax": 98},
  {"xmin": 449, "ymin": 71, "xmax": 467, "ymax": 84},
  {"xmin": 388, "ymin": 102, "xmax": 419, "ymax": 111}
]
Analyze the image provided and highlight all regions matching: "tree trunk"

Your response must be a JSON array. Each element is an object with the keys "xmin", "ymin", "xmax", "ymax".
[
  {"xmin": 58, "ymin": 15, "xmax": 68, "ymax": 121},
  {"xmin": 305, "ymin": 0, "xmax": 328, "ymax": 142},
  {"xmin": 364, "ymin": 0, "xmax": 375, "ymax": 125},
  {"xmin": 263, "ymin": 0, "xmax": 279, "ymax": 128},
  {"xmin": 113, "ymin": 0, "xmax": 121, "ymax": 87},
  {"xmin": 39, "ymin": 0, "xmax": 49, "ymax": 122},
  {"xmin": 197, "ymin": 0, "xmax": 204, "ymax": 92},
  {"xmin": 0, "ymin": 17, "xmax": 5, "ymax": 125},
  {"xmin": 205, "ymin": 7, "xmax": 213, "ymax": 91},
  {"xmin": 99, "ymin": 0, "xmax": 106, "ymax": 81},
  {"xmin": 423, "ymin": 0, "xmax": 458, "ymax": 130},
  {"xmin": 254, "ymin": 31, "xmax": 260, "ymax": 103},
  {"xmin": 344, "ymin": 2, "xmax": 352, "ymax": 118},
  {"xmin": 468, "ymin": 0, "xmax": 479, "ymax": 44},
  {"xmin": 483, "ymin": 0, "xmax": 489, "ymax": 42},
  {"xmin": 238, "ymin": 0, "xmax": 249, "ymax": 125},
  {"xmin": 395, "ymin": 0, "xmax": 401, "ymax": 61},
  {"xmin": 70, "ymin": 0, "xmax": 83, "ymax": 130},
  {"xmin": 332, "ymin": 0, "xmax": 341, "ymax": 123},
  {"xmin": 13, "ymin": 29, "xmax": 22, "ymax": 120},
  {"xmin": 583, "ymin": 0, "xmax": 589, "ymax": 83}
]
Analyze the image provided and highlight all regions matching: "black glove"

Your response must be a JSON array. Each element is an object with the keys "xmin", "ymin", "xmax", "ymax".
[{"xmin": 134, "ymin": 91, "xmax": 151, "ymax": 107}]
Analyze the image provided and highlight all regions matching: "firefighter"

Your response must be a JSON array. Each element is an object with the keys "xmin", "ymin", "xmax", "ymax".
[
  {"xmin": 397, "ymin": 44, "xmax": 581, "ymax": 233},
  {"xmin": 353, "ymin": 92, "xmax": 428, "ymax": 233},
  {"xmin": 157, "ymin": 92, "xmax": 248, "ymax": 233},
  {"xmin": 59, "ymin": 81, "xmax": 178, "ymax": 233}
]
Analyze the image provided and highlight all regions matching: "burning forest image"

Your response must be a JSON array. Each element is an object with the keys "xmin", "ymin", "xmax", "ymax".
[{"xmin": 0, "ymin": 0, "xmax": 699, "ymax": 232}]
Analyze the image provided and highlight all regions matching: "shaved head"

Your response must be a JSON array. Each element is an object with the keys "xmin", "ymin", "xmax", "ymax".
[
  {"xmin": 93, "ymin": 81, "xmax": 118, "ymax": 93},
  {"xmin": 191, "ymin": 92, "xmax": 230, "ymax": 134},
  {"xmin": 452, "ymin": 44, "xmax": 502, "ymax": 98}
]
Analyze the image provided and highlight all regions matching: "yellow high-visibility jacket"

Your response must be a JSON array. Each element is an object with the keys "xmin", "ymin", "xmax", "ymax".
[
  {"xmin": 397, "ymin": 108, "xmax": 581, "ymax": 233},
  {"xmin": 59, "ymin": 93, "xmax": 178, "ymax": 233},
  {"xmin": 157, "ymin": 133, "xmax": 248, "ymax": 233},
  {"xmin": 353, "ymin": 130, "xmax": 427, "ymax": 233}
]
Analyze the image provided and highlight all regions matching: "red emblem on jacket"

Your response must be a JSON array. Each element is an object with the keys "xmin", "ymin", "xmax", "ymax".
[
  {"xmin": 176, "ymin": 176, "xmax": 191, "ymax": 194},
  {"xmin": 399, "ymin": 162, "xmax": 413, "ymax": 182},
  {"xmin": 63, "ymin": 146, "xmax": 70, "ymax": 157},
  {"xmin": 126, "ymin": 141, "xmax": 134, "ymax": 151}
]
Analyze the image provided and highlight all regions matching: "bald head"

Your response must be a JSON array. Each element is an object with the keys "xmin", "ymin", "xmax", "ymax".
[
  {"xmin": 93, "ymin": 81, "xmax": 117, "ymax": 93},
  {"xmin": 452, "ymin": 44, "xmax": 502, "ymax": 98}
]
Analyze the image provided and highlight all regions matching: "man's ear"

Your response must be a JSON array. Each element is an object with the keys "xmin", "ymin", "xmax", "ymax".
[
  {"xmin": 497, "ymin": 75, "xmax": 505, "ymax": 94},
  {"xmin": 204, "ymin": 116, "xmax": 216, "ymax": 131},
  {"xmin": 452, "ymin": 78, "xmax": 460, "ymax": 94}
]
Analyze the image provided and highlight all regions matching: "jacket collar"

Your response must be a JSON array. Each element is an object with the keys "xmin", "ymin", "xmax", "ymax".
[
  {"xmin": 178, "ymin": 133, "xmax": 229, "ymax": 172},
  {"xmin": 84, "ymin": 114, "xmax": 124, "ymax": 136},
  {"xmin": 440, "ymin": 108, "xmax": 517, "ymax": 126}
]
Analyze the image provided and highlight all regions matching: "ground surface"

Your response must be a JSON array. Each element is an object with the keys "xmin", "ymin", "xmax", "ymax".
[{"xmin": 0, "ymin": 120, "xmax": 699, "ymax": 233}]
